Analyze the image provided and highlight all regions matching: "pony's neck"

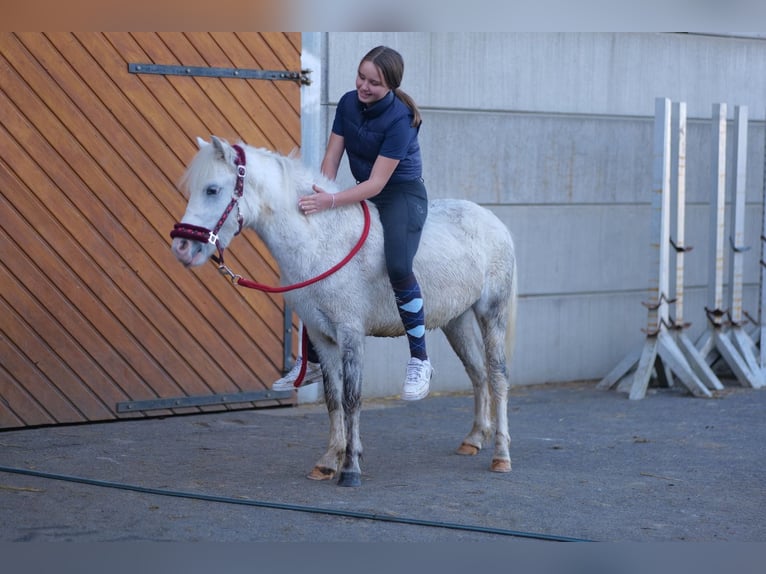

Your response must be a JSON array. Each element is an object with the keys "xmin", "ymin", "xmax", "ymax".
[{"xmin": 240, "ymin": 146, "xmax": 342, "ymax": 279}]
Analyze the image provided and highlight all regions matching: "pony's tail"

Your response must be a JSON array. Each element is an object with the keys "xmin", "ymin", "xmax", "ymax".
[{"xmin": 505, "ymin": 256, "xmax": 518, "ymax": 371}]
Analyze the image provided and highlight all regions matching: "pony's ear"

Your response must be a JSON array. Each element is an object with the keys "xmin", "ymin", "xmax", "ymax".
[
  {"xmin": 210, "ymin": 136, "xmax": 237, "ymax": 165},
  {"xmin": 196, "ymin": 136, "xmax": 210, "ymax": 149}
]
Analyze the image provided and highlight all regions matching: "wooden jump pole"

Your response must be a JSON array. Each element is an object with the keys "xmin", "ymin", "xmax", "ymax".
[
  {"xmin": 696, "ymin": 105, "xmax": 763, "ymax": 389},
  {"xmin": 598, "ymin": 97, "xmax": 711, "ymax": 399}
]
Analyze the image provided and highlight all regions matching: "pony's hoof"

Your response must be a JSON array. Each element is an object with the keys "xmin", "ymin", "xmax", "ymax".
[
  {"xmin": 491, "ymin": 458, "xmax": 512, "ymax": 473},
  {"xmin": 307, "ymin": 466, "xmax": 336, "ymax": 481},
  {"xmin": 337, "ymin": 471, "xmax": 362, "ymax": 487},
  {"xmin": 456, "ymin": 442, "xmax": 481, "ymax": 456}
]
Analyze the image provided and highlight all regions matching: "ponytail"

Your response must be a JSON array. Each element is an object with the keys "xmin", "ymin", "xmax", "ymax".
[
  {"xmin": 394, "ymin": 87, "xmax": 422, "ymax": 128},
  {"xmin": 362, "ymin": 46, "xmax": 422, "ymax": 128}
]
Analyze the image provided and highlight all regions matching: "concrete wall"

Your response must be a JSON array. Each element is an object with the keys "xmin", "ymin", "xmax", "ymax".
[{"xmin": 300, "ymin": 32, "xmax": 766, "ymax": 401}]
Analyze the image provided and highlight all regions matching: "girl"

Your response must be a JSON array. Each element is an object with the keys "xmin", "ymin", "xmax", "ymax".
[{"xmin": 273, "ymin": 45, "xmax": 432, "ymax": 401}]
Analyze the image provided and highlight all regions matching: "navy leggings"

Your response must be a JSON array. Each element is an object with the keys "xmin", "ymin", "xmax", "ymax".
[{"xmin": 369, "ymin": 178, "xmax": 428, "ymax": 282}]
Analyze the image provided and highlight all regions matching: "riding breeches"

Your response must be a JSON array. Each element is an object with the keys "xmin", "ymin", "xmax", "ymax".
[
  {"xmin": 370, "ymin": 178, "xmax": 429, "ymax": 361},
  {"xmin": 369, "ymin": 178, "xmax": 428, "ymax": 282}
]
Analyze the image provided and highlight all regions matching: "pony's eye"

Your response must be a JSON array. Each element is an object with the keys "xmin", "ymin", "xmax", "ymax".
[{"xmin": 205, "ymin": 185, "xmax": 220, "ymax": 197}]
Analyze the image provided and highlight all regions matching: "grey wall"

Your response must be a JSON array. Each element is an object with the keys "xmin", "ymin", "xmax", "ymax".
[{"xmin": 299, "ymin": 32, "xmax": 766, "ymax": 401}]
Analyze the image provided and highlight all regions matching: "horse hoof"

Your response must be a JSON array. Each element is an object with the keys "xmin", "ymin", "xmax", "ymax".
[
  {"xmin": 337, "ymin": 471, "xmax": 362, "ymax": 487},
  {"xmin": 307, "ymin": 466, "xmax": 336, "ymax": 481},
  {"xmin": 456, "ymin": 442, "xmax": 480, "ymax": 456},
  {"xmin": 491, "ymin": 459, "xmax": 512, "ymax": 473}
]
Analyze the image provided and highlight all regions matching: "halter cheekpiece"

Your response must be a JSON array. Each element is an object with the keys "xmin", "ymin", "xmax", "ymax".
[{"xmin": 170, "ymin": 144, "xmax": 247, "ymax": 266}]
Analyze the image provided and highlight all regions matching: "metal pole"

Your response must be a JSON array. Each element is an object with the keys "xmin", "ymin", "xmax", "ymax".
[
  {"xmin": 630, "ymin": 98, "xmax": 710, "ymax": 399},
  {"xmin": 646, "ymin": 97, "xmax": 673, "ymax": 337},
  {"xmin": 599, "ymin": 98, "xmax": 712, "ymax": 399},
  {"xmin": 699, "ymin": 104, "xmax": 761, "ymax": 388},
  {"xmin": 695, "ymin": 104, "xmax": 727, "ymax": 359},
  {"xmin": 761, "ymin": 108, "xmax": 766, "ymax": 372},
  {"xmin": 625, "ymin": 98, "xmax": 672, "ymax": 400},
  {"xmin": 726, "ymin": 106, "xmax": 762, "ymax": 387},
  {"xmin": 672, "ymin": 101, "xmax": 687, "ymax": 327},
  {"xmin": 672, "ymin": 102, "xmax": 723, "ymax": 391},
  {"xmin": 708, "ymin": 103, "xmax": 728, "ymax": 327},
  {"xmin": 729, "ymin": 105, "xmax": 748, "ymax": 325}
]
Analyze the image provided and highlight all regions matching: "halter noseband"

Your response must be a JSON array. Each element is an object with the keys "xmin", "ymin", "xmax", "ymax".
[{"xmin": 170, "ymin": 144, "xmax": 247, "ymax": 265}]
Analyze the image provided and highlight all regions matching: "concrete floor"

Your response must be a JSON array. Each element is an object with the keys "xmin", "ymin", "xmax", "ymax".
[{"xmin": 1, "ymin": 381, "xmax": 764, "ymax": 545}]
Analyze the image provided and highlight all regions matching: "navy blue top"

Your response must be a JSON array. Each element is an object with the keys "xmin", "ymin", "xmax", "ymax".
[{"xmin": 331, "ymin": 89, "xmax": 422, "ymax": 184}]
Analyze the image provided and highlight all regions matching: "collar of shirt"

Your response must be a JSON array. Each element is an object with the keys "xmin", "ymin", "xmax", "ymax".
[{"xmin": 359, "ymin": 90, "xmax": 395, "ymax": 119}]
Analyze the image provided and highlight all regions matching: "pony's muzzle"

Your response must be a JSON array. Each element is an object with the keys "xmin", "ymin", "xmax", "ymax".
[
  {"xmin": 170, "ymin": 222, "xmax": 218, "ymax": 267},
  {"xmin": 171, "ymin": 236, "xmax": 210, "ymax": 267}
]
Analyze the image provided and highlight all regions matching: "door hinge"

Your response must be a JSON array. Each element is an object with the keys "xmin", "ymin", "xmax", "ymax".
[{"xmin": 128, "ymin": 63, "xmax": 312, "ymax": 85}]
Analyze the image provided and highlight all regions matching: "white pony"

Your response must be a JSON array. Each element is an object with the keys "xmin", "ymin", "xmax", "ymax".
[{"xmin": 171, "ymin": 137, "xmax": 518, "ymax": 487}]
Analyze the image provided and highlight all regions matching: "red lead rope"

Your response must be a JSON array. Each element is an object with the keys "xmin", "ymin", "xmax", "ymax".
[
  {"xmin": 219, "ymin": 200, "xmax": 371, "ymax": 388},
  {"xmin": 230, "ymin": 200, "xmax": 371, "ymax": 293}
]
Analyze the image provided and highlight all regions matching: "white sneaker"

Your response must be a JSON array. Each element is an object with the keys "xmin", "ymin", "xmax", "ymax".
[
  {"xmin": 401, "ymin": 358, "xmax": 432, "ymax": 401},
  {"xmin": 272, "ymin": 357, "xmax": 323, "ymax": 391}
]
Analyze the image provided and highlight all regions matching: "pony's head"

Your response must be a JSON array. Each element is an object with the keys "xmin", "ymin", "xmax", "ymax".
[{"xmin": 171, "ymin": 136, "xmax": 247, "ymax": 267}]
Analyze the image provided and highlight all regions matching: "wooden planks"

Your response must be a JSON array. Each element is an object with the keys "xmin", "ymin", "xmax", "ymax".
[{"xmin": 0, "ymin": 33, "xmax": 301, "ymax": 427}]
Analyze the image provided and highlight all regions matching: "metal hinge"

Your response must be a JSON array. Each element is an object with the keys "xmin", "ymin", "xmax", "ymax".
[
  {"xmin": 128, "ymin": 63, "xmax": 312, "ymax": 85},
  {"xmin": 116, "ymin": 389, "xmax": 293, "ymax": 413}
]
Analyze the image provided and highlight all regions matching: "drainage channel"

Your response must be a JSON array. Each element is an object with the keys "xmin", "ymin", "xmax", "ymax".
[{"xmin": 0, "ymin": 465, "xmax": 594, "ymax": 543}]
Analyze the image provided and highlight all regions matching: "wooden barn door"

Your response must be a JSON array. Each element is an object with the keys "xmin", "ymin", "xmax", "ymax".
[{"xmin": 0, "ymin": 32, "xmax": 303, "ymax": 429}]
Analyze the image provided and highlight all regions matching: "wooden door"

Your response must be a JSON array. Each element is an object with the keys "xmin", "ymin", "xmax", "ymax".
[{"xmin": 0, "ymin": 32, "xmax": 302, "ymax": 428}]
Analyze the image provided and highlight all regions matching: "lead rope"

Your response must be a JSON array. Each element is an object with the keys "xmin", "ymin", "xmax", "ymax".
[
  {"xmin": 218, "ymin": 201, "xmax": 371, "ymax": 388},
  {"xmin": 295, "ymin": 326, "xmax": 309, "ymax": 388},
  {"xmin": 219, "ymin": 201, "xmax": 371, "ymax": 293}
]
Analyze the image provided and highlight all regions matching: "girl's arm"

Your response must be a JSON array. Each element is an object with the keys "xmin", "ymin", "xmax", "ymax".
[
  {"xmin": 305, "ymin": 147, "xmax": 399, "ymax": 213},
  {"xmin": 319, "ymin": 132, "xmax": 345, "ymax": 181}
]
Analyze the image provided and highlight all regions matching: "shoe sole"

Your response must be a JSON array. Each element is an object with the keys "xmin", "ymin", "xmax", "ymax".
[
  {"xmin": 272, "ymin": 383, "xmax": 297, "ymax": 392},
  {"xmin": 401, "ymin": 384, "xmax": 429, "ymax": 401},
  {"xmin": 272, "ymin": 377, "xmax": 322, "ymax": 392},
  {"xmin": 401, "ymin": 368, "xmax": 432, "ymax": 401}
]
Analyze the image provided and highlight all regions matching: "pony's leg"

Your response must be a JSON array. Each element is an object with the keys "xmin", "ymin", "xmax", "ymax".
[
  {"xmin": 475, "ymin": 301, "xmax": 512, "ymax": 473},
  {"xmin": 308, "ymin": 358, "xmax": 345, "ymax": 481},
  {"xmin": 442, "ymin": 311, "xmax": 492, "ymax": 456},
  {"xmin": 337, "ymin": 332, "xmax": 365, "ymax": 487}
]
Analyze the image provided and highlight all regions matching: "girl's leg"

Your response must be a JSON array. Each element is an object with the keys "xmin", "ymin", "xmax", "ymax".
[
  {"xmin": 391, "ymin": 273, "xmax": 428, "ymax": 361},
  {"xmin": 372, "ymin": 182, "xmax": 432, "ymax": 399}
]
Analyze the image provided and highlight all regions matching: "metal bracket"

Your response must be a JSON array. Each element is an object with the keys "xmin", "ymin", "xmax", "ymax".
[
  {"xmin": 669, "ymin": 237, "xmax": 693, "ymax": 253},
  {"xmin": 116, "ymin": 389, "xmax": 293, "ymax": 413},
  {"xmin": 641, "ymin": 291, "xmax": 676, "ymax": 311},
  {"xmin": 729, "ymin": 235, "xmax": 751, "ymax": 253},
  {"xmin": 705, "ymin": 306, "xmax": 730, "ymax": 327},
  {"xmin": 128, "ymin": 63, "xmax": 312, "ymax": 85}
]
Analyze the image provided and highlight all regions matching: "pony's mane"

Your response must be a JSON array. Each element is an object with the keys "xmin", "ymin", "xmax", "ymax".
[
  {"xmin": 257, "ymin": 145, "xmax": 340, "ymax": 196},
  {"xmin": 179, "ymin": 140, "xmax": 339, "ymax": 200}
]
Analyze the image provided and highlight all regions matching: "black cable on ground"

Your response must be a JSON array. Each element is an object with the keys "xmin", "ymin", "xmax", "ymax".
[{"xmin": 0, "ymin": 465, "xmax": 594, "ymax": 543}]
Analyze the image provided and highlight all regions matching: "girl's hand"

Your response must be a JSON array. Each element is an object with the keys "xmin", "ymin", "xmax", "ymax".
[{"xmin": 298, "ymin": 184, "xmax": 336, "ymax": 214}]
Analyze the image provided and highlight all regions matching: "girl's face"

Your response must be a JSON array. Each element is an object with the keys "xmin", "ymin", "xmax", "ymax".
[{"xmin": 356, "ymin": 60, "xmax": 389, "ymax": 105}]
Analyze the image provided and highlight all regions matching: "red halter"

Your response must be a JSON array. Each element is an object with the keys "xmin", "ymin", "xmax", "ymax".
[{"xmin": 169, "ymin": 144, "xmax": 247, "ymax": 266}]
